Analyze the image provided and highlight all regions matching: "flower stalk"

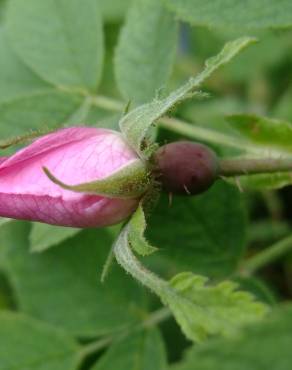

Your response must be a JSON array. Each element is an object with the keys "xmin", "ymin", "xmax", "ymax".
[
  {"xmin": 240, "ymin": 234, "xmax": 292, "ymax": 276},
  {"xmin": 219, "ymin": 157, "xmax": 292, "ymax": 177}
]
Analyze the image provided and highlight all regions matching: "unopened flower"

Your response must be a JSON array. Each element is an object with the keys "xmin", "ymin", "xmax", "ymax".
[{"xmin": 0, "ymin": 127, "xmax": 150, "ymax": 227}]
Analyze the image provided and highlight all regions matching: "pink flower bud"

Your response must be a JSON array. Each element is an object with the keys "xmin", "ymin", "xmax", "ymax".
[{"xmin": 0, "ymin": 127, "xmax": 142, "ymax": 227}]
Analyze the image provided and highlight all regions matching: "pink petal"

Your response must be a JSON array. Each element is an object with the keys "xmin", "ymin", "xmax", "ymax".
[
  {"xmin": 0, "ymin": 192, "xmax": 137, "ymax": 227},
  {"xmin": 0, "ymin": 127, "xmax": 139, "ymax": 227},
  {"xmin": 0, "ymin": 157, "xmax": 8, "ymax": 165}
]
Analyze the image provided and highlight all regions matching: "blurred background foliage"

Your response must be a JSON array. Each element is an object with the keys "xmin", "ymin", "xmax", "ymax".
[{"xmin": 0, "ymin": 0, "xmax": 292, "ymax": 369}]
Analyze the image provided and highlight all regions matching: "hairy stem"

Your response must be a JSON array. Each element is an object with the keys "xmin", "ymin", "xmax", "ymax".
[
  {"xmin": 241, "ymin": 234, "xmax": 292, "ymax": 276},
  {"xmin": 113, "ymin": 227, "xmax": 169, "ymax": 297}
]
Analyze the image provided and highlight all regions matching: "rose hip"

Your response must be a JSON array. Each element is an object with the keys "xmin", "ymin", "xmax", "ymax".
[{"xmin": 155, "ymin": 141, "xmax": 219, "ymax": 195}]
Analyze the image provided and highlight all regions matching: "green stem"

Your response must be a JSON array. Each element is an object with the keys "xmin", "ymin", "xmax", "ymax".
[
  {"xmin": 90, "ymin": 94, "xmax": 292, "ymax": 176},
  {"xmin": 113, "ymin": 227, "xmax": 169, "ymax": 297},
  {"xmin": 90, "ymin": 95, "xmax": 124, "ymax": 112},
  {"xmin": 79, "ymin": 306, "xmax": 171, "ymax": 359},
  {"xmin": 219, "ymin": 157, "xmax": 292, "ymax": 177},
  {"xmin": 241, "ymin": 234, "xmax": 292, "ymax": 276},
  {"xmin": 159, "ymin": 116, "xmax": 255, "ymax": 153},
  {"xmin": 90, "ymin": 95, "xmax": 263, "ymax": 154}
]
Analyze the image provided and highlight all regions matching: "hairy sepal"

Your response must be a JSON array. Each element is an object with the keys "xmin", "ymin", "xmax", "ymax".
[
  {"xmin": 119, "ymin": 37, "xmax": 257, "ymax": 159},
  {"xmin": 43, "ymin": 159, "xmax": 151, "ymax": 199}
]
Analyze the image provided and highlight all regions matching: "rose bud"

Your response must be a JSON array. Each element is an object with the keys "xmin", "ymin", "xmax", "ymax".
[
  {"xmin": 0, "ymin": 127, "xmax": 150, "ymax": 228},
  {"xmin": 154, "ymin": 141, "xmax": 219, "ymax": 195}
]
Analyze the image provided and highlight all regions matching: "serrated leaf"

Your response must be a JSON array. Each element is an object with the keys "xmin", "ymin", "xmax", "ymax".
[
  {"xmin": 91, "ymin": 329, "xmax": 167, "ymax": 370},
  {"xmin": 167, "ymin": 272, "xmax": 268, "ymax": 342},
  {"xmin": 114, "ymin": 208, "xmax": 267, "ymax": 343},
  {"xmin": 227, "ymin": 113, "xmax": 292, "ymax": 153},
  {"xmin": 147, "ymin": 181, "xmax": 247, "ymax": 277},
  {"xmin": 0, "ymin": 222, "xmax": 147, "ymax": 337},
  {"xmin": 173, "ymin": 304, "xmax": 292, "ymax": 370},
  {"xmin": 30, "ymin": 223, "xmax": 81, "ymax": 253},
  {"xmin": 119, "ymin": 37, "xmax": 256, "ymax": 158},
  {"xmin": 115, "ymin": 0, "xmax": 178, "ymax": 104},
  {"xmin": 0, "ymin": 311, "xmax": 80, "ymax": 370},
  {"xmin": 6, "ymin": 0, "xmax": 104, "ymax": 91},
  {"xmin": 164, "ymin": 0, "xmax": 292, "ymax": 30}
]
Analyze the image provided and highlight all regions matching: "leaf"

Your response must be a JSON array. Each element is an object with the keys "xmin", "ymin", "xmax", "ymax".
[
  {"xmin": 274, "ymin": 84, "xmax": 292, "ymax": 122},
  {"xmin": 234, "ymin": 276, "xmax": 277, "ymax": 305},
  {"xmin": 0, "ymin": 222, "xmax": 147, "ymax": 337},
  {"xmin": 0, "ymin": 311, "xmax": 80, "ymax": 370},
  {"xmin": 113, "ymin": 210, "xmax": 268, "ymax": 343},
  {"xmin": 30, "ymin": 223, "xmax": 81, "ymax": 253},
  {"xmin": 115, "ymin": 0, "xmax": 178, "ymax": 104},
  {"xmin": 100, "ymin": 0, "xmax": 131, "ymax": 22},
  {"xmin": 147, "ymin": 181, "xmax": 247, "ymax": 277},
  {"xmin": 229, "ymin": 172, "xmax": 292, "ymax": 191},
  {"xmin": 0, "ymin": 91, "xmax": 82, "ymax": 141},
  {"xmin": 168, "ymin": 272, "xmax": 268, "ymax": 343},
  {"xmin": 91, "ymin": 329, "xmax": 167, "ymax": 370},
  {"xmin": 0, "ymin": 28, "xmax": 51, "ymax": 104},
  {"xmin": 6, "ymin": 0, "xmax": 104, "ymax": 91},
  {"xmin": 227, "ymin": 113, "xmax": 292, "ymax": 153},
  {"xmin": 164, "ymin": 0, "xmax": 292, "ymax": 30},
  {"xmin": 0, "ymin": 269, "xmax": 14, "ymax": 309},
  {"xmin": 119, "ymin": 37, "xmax": 256, "ymax": 158},
  {"xmin": 0, "ymin": 0, "xmax": 6, "ymax": 22},
  {"xmin": 173, "ymin": 304, "xmax": 292, "ymax": 370}
]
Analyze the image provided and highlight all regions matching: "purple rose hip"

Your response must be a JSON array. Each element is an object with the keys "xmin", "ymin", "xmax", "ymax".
[{"xmin": 155, "ymin": 141, "xmax": 219, "ymax": 195}]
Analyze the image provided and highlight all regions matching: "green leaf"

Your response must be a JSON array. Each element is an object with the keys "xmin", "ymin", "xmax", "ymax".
[
  {"xmin": 6, "ymin": 0, "xmax": 104, "ymax": 91},
  {"xmin": 119, "ymin": 37, "xmax": 256, "ymax": 158},
  {"xmin": 234, "ymin": 276, "xmax": 277, "ymax": 305},
  {"xmin": 164, "ymin": 0, "xmax": 292, "ymax": 30},
  {"xmin": 173, "ymin": 304, "xmax": 292, "ymax": 370},
  {"xmin": 0, "ymin": 0, "xmax": 6, "ymax": 22},
  {"xmin": 115, "ymin": 0, "xmax": 178, "ymax": 104},
  {"xmin": 0, "ymin": 311, "xmax": 80, "ymax": 370},
  {"xmin": 147, "ymin": 181, "xmax": 247, "ymax": 277},
  {"xmin": 0, "ymin": 28, "xmax": 50, "ymax": 104},
  {"xmin": 0, "ymin": 91, "xmax": 82, "ymax": 141},
  {"xmin": 167, "ymin": 272, "xmax": 268, "ymax": 343},
  {"xmin": 0, "ymin": 270, "xmax": 14, "ymax": 309},
  {"xmin": 274, "ymin": 84, "xmax": 292, "ymax": 122},
  {"xmin": 91, "ymin": 329, "xmax": 167, "ymax": 370},
  {"xmin": 100, "ymin": 0, "xmax": 131, "ymax": 22},
  {"xmin": 114, "ymin": 210, "xmax": 268, "ymax": 343},
  {"xmin": 30, "ymin": 224, "xmax": 81, "ymax": 253},
  {"xmin": 1, "ymin": 222, "xmax": 147, "ymax": 337},
  {"xmin": 227, "ymin": 113, "xmax": 292, "ymax": 153},
  {"xmin": 229, "ymin": 172, "xmax": 292, "ymax": 191}
]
